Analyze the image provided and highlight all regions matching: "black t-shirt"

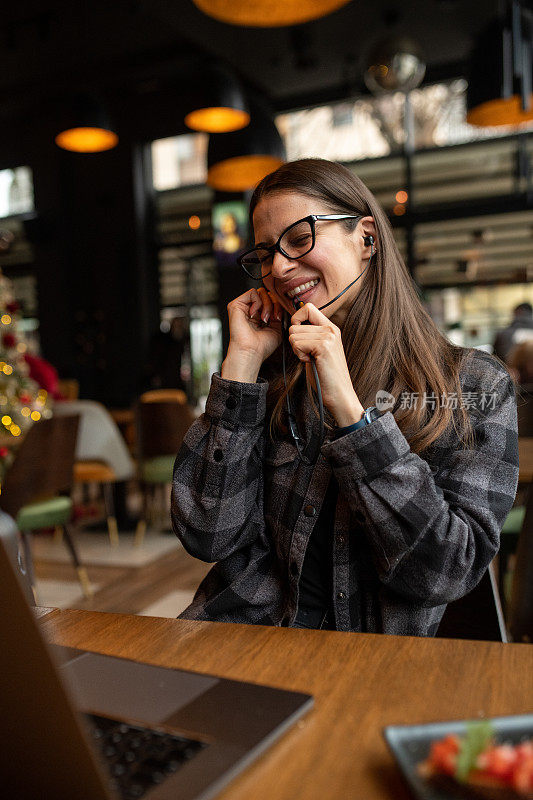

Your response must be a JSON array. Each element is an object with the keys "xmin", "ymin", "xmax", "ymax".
[{"xmin": 298, "ymin": 475, "xmax": 339, "ymax": 610}]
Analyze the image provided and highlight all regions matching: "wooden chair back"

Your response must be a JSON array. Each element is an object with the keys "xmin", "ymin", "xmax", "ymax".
[
  {"xmin": 136, "ymin": 399, "xmax": 196, "ymax": 461},
  {"xmin": 0, "ymin": 415, "xmax": 79, "ymax": 519},
  {"xmin": 516, "ymin": 388, "xmax": 533, "ymax": 437},
  {"xmin": 436, "ymin": 562, "xmax": 507, "ymax": 642},
  {"xmin": 140, "ymin": 389, "xmax": 188, "ymax": 404}
]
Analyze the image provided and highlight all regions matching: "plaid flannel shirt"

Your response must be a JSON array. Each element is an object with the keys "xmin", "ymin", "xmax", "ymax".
[{"xmin": 171, "ymin": 349, "xmax": 518, "ymax": 636}]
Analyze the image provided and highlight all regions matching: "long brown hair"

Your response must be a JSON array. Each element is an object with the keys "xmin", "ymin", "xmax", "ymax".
[{"xmin": 250, "ymin": 158, "xmax": 473, "ymax": 454}]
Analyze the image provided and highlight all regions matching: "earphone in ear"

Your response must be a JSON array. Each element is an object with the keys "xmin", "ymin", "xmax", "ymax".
[{"xmin": 363, "ymin": 234, "xmax": 375, "ymax": 247}]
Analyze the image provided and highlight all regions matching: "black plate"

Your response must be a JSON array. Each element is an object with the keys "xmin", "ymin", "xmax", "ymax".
[{"xmin": 384, "ymin": 714, "xmax": 533, "ymax": 799}]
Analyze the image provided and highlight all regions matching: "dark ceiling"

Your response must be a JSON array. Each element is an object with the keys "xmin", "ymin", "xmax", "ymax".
[{"xmin": 0, "ymin": 0, "xmax": 509, "ymax": 123}]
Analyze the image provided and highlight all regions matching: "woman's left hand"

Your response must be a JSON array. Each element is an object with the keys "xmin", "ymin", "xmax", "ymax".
[{"xmin": 289, "ymin": 303, "xmax": 365, "ymax": 427}]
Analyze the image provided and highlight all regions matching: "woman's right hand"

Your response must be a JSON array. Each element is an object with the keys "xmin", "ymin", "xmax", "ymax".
[{"xmin": 222, "ymin": 287, "xmax": 283, "ymax": 382}]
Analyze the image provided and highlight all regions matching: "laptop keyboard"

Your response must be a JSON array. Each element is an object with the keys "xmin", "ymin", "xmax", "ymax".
[{"xmin": 86, "ymin": 712, "xmax": 206, "ymax": 799}]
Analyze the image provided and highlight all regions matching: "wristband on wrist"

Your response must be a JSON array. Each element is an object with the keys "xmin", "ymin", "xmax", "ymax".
[{"xmin": 332, "ymin": 406, "xmax": 380, "ymax": 440}]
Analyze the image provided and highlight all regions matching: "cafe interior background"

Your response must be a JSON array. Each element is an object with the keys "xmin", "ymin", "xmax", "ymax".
[{"xmin": 0, "ymin": 0, "xmax": 532, "ymax": 634}]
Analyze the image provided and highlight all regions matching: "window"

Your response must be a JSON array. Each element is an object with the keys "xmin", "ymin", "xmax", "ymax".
[
  {"xmin": 0, "ymin": 167, "xmax": 34, "ymax": 218},
  {"xmin": 151, "ymin": 134, "xmax": 208, "ymax": 191},
  {"xmin": 275, "ymin": 80, "xmax": 532, "ymax": 163}
]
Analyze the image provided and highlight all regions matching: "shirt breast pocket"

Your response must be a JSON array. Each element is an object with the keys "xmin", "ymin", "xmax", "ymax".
[{"xmin": 264, "ymin": 440, "xmax": 299, "ymax": 540}]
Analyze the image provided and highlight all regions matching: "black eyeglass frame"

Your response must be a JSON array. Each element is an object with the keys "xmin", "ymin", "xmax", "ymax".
[{"xmin": 238, "ymin": 213, "xmax": 362, "ymax": 280}]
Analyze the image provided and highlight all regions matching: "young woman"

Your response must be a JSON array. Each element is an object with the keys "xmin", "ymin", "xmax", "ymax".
[{"xmin": 171, "ymin": 159, "xmax": 519, "ymax": 635}]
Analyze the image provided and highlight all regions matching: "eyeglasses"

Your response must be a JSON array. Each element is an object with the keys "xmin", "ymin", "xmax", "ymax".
[{"xmin": 238, "ymin": 214, "xmax": 362, "ymax": 280}]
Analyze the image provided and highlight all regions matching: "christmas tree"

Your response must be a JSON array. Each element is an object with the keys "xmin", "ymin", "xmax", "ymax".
[{"xmin": 0, "ymin": 269, "xmax": 51, "ymax": 490}]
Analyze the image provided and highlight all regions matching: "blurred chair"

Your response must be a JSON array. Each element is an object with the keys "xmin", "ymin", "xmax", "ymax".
[
  {"xmin": 497, "ymin": 432, "xmax": 533, "ymax": 613},
  {"xmin": 507, "ymin": 475, "xmax": 533, "ymax": 643},
  {"xmin": 135, "ymin": 389, "xmax": 196, "ymax": 547},
  {"xmin": 436, "ymin": 562, "xmax": 507, "ymax": 642},
  {"xmin": 57, "ymin": 378, "xmax": 80, "ymax": 401},
  {"xmin": 0, "ymin": 510, "xmax": 34, "ymax": 605},
  {"xmin": 498, "ymin": 505, "xmax": 524, "ymax": 611},
  {"xmin": 54, "ymin": 400, "xmax": 135, "ymax": 547},
  {"xmin": 516, "ymin": 388, "xmax": 533, "ymax": 438},
  {"xmin": 0, "ymin": 415, "xmax": 92, "ymax": 600}
]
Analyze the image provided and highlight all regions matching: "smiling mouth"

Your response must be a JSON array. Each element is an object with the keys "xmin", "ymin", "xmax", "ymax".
[{"xmin": 285, "ymin": 279, "xmax": 319, "ymax": 299}]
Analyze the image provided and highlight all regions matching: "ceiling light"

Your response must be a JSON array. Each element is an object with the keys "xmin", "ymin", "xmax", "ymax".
[
  {"xmin": 184, "ymin": 62, "xmax": 250, "ymax": 133},
  {"xmin": 192, "ymin": 0, "xmax": 352, "ymax": 27},
  {"xmin": 55, "ymin": 95, "xmax": 118, "ymax": 153},
  {"xmin": 364, "ymin": 37, "xmax": 426, "ymax": 94},
  {"xmin": 467, "ymin": 1, "xmax": 533, "ymax": 127},
  {"xmin": 207, "ymin": 105, "xmax": 285, "ymax": 192}
]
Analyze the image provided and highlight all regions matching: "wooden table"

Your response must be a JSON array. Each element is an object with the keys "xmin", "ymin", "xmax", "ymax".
[
  {"xmin": 519, "ymin": 437, "xmax": 533, "ymax": 483},
  {"xmin": 40, "ymin": 610, "xmax": 533, "ymax": 800}
]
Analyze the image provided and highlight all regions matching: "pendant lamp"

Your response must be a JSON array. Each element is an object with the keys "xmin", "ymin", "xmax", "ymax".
[
  {"xmin": 467, "ymin": 1, "xmax": 533, "ymax": 127},
  {"xmin": 184, "ymin": 62, "xmax": 250, "ymax": 133},
  {"xmin": 192, "ymin": 0, "xmax": 352, "ymax": 28},
  {"xmin": 55, "ymin": 94, "xmax": 118, "ymax": 153},
  {"xmin": 364, "ymin": 37, "xmax": 426, "ymax": 94},
  {"xmin": 207, "ymin": 104, "xmax": 285, "ymax": 192}
]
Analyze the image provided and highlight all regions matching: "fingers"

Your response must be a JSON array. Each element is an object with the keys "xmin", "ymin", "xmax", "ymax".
[
  {"xmin": 247, "ymin": 287, "xmax": 262, "ymax": 320},
  {"xmin": 290, "ymin": 302, "xmax": 336, "ymax": 329},
  {"xmin": 267, "ymin": 291, "xmax": 283, "ymax": 323},
  {"xmin": 248, "ymin": 288, "xmax": 283, "ymax": 324},
  {"xmin": 288, "ymin": 324, "xmax": 340, "ymax": 363},
  {"xmin": 227, "ymin": 288, "xmax": 282, "ymax": 327}
]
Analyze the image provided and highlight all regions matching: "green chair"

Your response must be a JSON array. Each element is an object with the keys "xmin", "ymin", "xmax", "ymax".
[
  {"xmin": 0, "ymin": 414, "xmax": 92, "ymax": 601},
  {"xmin": 134, "ymin": 390, "xmax": 196, "ymax": 546}
]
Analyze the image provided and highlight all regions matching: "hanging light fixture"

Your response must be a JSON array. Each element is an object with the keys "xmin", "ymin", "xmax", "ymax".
[
  {"xmin": 467, "ymin": 1, "xmax": 533, "ymax": 127},
  {"xmin": 364, "ymin": 37, "xmax": 426, "ymax": 94},
  {"xmin": 55, "ymin": 94, "xmax": 118, "ymax": 153},
  {"xmin": 192, "ymin": 0, "xmax": 352, "ymax": 28},
  {"xmin": 184, "ymin": 62, "xmax": 250, "ymax": 133},
  {"xmin": 207, "ymin": 104, "xmax": 285, "ymax": 192}
]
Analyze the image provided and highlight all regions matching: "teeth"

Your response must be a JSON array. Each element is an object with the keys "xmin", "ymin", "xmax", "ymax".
[{"xmin": 287, "ymin": 279, "xmax": 319, "ymax": 299}]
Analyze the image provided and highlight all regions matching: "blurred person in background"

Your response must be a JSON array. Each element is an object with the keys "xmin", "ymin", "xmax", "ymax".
[
  {"xmin": 493, "ymin": 302, "xmax": 533, "ymax": 363},
  {"xmin": 507, "ymin": 340, "xmax": 533, "ymax": 437},
  {"xmin": 508, "ymin": 340, "xmax": 533, "ymax": 388}
]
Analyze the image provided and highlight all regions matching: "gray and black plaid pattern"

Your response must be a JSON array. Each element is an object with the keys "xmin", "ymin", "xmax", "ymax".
[{"xmin": 171, "ymin": 349, "xmax": 519, "ymax": 636}]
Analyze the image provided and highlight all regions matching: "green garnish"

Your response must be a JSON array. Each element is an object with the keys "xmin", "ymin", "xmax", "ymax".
[{"xmin": 455, "ymin": 720, "xmax": 495, "ymax": 782}]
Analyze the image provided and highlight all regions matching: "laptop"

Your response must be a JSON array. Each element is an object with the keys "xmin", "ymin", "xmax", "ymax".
[{"xmin": 0, "ymin": 534, "xmax": 313, "ymax": 800}]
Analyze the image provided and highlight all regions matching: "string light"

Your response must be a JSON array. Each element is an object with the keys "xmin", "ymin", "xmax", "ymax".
[
  {"xmin": 2, "ymin": 415, "xmax": 12, "ymax": 426},
  {"xmin": 3, "ymin": 365, "xmax": 13, "ymax": 375},
  {"xmin": 393, "ymin": 204, "xmax": 406, "ymax": 216},
  {"xmin": 21, "ymin": 407, "xmax": 31, "ymax": 417},
  {"xmin": 1, "ymin": 314, "xmax": 11, "ymax": 325},
  {"xmin": 30, "ymin": 410, "xmax": 41, "ymax": 421},
  {"xmin": 188, "ymin": 215, "xmax": 201, "ymax": 230},
  {"xmin": 395, "ymin": 190, "xmax": 408, "ymax": 204},
  {"xmin": 10, "ymin": 424, "xmax": 21, "ymax": 436}
]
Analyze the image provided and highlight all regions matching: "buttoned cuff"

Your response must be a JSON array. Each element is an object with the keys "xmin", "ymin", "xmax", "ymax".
[
  {"xmin": 204, "ymin": 372, "xmax": 269, "ymax": 428},
  {"xmin": 322, "ymin": 411, "xmax": 410, "ymax": 480}
]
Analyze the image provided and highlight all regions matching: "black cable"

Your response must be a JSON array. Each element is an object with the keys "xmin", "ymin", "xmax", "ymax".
[{"xmin": 282, "ymin": 252, "xmax": 374, "ymax": 464}]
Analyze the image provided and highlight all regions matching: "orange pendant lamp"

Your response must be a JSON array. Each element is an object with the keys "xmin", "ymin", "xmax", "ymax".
[
  {"xmin": 55, "ymin": 95, "xmax": 118, "ymax": 153},
  {"xmin": 207, "ymin": 104, "xmax": 285, "ymax": 192},
  {"xmin": 192, "ymin": 0, "xmax": 352, "ymax": 28},
  {"xmin": 467, "ymin": 1, "xmax": 533, "ymax": 127},
  {"xmin": 184, "ymin": 62, "xmax": 250, "ymax": 133}
]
